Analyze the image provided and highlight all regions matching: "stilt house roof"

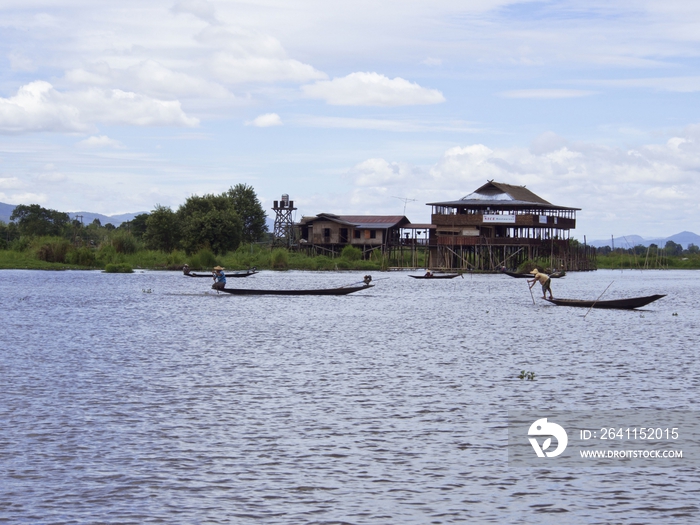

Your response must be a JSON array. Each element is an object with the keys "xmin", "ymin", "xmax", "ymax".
[
  {"xmin": 428, "ymin": 181, "xmax": 580, "ymax": 210},
  {"xmin": 299, "ymin": 213, "xmax": 411, "ymax": 229}
]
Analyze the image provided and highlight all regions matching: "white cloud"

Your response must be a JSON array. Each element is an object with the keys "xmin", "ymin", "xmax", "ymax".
[
  {"xmin": 301, "ymin": 72, "xmax": 445, "ymax": 106},
  {"xmin": 37, "ymin": 171, "xmax": 67, "ymax": 182},
  {"xmin": 0, "ymin": 177, "xmax": 24, "ymax": 189},
  {"xmin": 0, "ymin": 192, "xmax": 47, "ymax": 205},
  {"xmin": 208, "ymin": 54, "xmax": 327, "ymax": 85},
  {"xmin": 79, "ymin": 88, "xmax": 198, "ymax": 127},
  {"xmin": 583, "ymin": 76, "xmax": 700, "ymax": 93},
  {"xmin": 0, "ymin": 81, "xmax": 199, "ymax": 134},
  {"xmin": 171, "ymin": 0, "xmax": 219, "ymax": 25},
  {"xmin": 530, "ymin": 131, "xmax": 569, "ymax": 155},
  {"xmin": 8, "ymin": 51, "xmax": 35, "ymax": 72},
  {"xmin": 63, "ymin": 67, "xmax": 112, "ymax": 87},
  {"xmin": 0, "ymin": 81, "xmax": 87, "ymax": 133},
  {"xmin": 500, "ymin": 89, "xmax": 597, "ymax": 99},
  {"xmin": 246, "ymin": 113, "xmax": 282, "ymax": 127},
  {"xmin": 197, "ymin": 26, "xmax": 327, "ymax": 85},
  {"xmin": 295, "ymin": 115, "xmax": 481, "ymax": 133},
  {"xmin": 65, "ymin": 60, "xmax": 233, "ymax": 100},
  {"xmin": 76, "ymin": 135, "xmax": 124, "ymax": 149},
  {"xmin": 349, "ymin": 158, "xmax": 416, "ymax": 186},
  {"xmin": 342, "ymin": 127, "xmax": 700, "ymax": 238}
]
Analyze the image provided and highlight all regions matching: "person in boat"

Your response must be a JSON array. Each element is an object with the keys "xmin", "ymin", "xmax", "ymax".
[
  {"xmin": 183, "ymin": 264, "xmax": 190, "ymax": 275},
  {"xmin": 528, "ymin": 268, "xmax": 553, "ymax": 300},
  {"xmin": 425, "ymin": 270, "xmax": 433, "ymax": 277},
  {"xmin": 212, "ymin": 266, "xmax": 226, "ymax": 290}
]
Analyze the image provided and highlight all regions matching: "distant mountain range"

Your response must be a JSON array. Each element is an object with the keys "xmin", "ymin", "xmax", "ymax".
[
  {"xmin": 587, "ymin": 231, "xmax": 700, "ymax": 249},
  {"xmin": 0, "ymin": 201, "xmax": 146, "ymax": 227}
]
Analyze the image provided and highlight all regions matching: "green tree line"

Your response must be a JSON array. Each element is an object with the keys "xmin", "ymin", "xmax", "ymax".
[
  {"xmin": 595, "ymin": 241, "xmax": 699, "ymax": 257},
  {"xmin": 593, "ymin": 240, "xmax": 700, "ymax": 269},
  {"xmin": 0, "ymin": 184, "xmax": 268, "ymax": 266}
]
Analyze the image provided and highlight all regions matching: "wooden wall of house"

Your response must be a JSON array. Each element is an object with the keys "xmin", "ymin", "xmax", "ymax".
[
  {"xmin": 351, "ymin": 229, "xmax": 384, "ymax": 246},
  {"xmin": 308, "ymin": 221, "xmax": 385, "ymax": 246}
]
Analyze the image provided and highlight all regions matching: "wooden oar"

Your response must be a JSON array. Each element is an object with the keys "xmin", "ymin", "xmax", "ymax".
[
  {"xmin": 528, "ymin": 280, "xmax": 535, "ymax": 305},
  {"xmin": 584, "ymin": 281, "xmax": 614, "ymax": 318}
]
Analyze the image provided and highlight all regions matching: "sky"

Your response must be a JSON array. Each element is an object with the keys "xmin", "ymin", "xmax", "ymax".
[{"xmin": 1, "ymin": 0, "xmax": 700, "ymax": 241}]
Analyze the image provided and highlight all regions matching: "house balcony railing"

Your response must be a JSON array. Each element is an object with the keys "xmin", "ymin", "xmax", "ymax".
[
  {"xmin": 431, "ymin": 214, "xmax": 575, "ymax": 229},
  {"xmin": 436, "ymin": 236, "xmax": 570, "ymax": 247}
]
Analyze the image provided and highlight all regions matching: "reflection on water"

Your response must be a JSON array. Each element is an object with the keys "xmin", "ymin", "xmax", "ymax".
[{"xmin": 1, "ymin": 269, "xmax": 699, "ymax": 523}]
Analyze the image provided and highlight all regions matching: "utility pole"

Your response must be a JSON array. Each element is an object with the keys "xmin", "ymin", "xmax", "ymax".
[{"xmin": 74, "ymin": 215, "xmax": 84, "ymax": 246}]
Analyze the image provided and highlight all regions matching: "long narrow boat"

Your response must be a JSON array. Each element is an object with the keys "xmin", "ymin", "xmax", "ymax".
[
  {"xmin": 185, "ymin": 269, "xmax": 258, "ymax": 278},
  {"xmin": 503, "ymin": 270, "xmax": 565, "ymax": 279},
  {"xmin": 409, "ymin": 273, "xmax": 461, "ymax": 279},
  {"xmin": 218, "ymin": 284, "xmax": 374, "ymax": 296},
  {"xmin": 544, "ymin": 294, "xmax": 665, "ymax": 310}
]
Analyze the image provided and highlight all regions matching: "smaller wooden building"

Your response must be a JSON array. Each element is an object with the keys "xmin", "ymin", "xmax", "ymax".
[{"xmin": 297, "ymin": 214, "xmax": 411, "ymax": 256}]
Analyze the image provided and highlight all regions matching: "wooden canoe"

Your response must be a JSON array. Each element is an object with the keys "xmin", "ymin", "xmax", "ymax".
[
  {"xmin": 185, "ymin": 269, "xmax": 258, "ymax": 278},
  {"xmin": 544, "ymin": 294, "xmax": 666, "ymax": 310},
  {"xmin": 503, "ymin": 271, "xmax": 565, "ymax": 278},
  {"xmin": 409, "ymin": 274, "xmax": 461, "ymax": 279},
  {"xmin": 217, "ymin": 284, "xmax": 374, "ymax": 296}
]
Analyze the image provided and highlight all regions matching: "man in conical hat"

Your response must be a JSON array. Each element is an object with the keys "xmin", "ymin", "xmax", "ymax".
[
  {"xmin": 212, "ymin": 266, "xmax": 226, "ymax": 291},
  {"xmin": 528, "ymin": 268, "xmax": 553, "ymax": 300}
]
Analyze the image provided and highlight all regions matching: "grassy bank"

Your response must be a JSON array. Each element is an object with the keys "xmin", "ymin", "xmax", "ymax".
[
  {"xmin": 4, "ymin": 242, "xmax": 700, "ymax": 271},
  {"xmin": 0, "ymin": 243, "xmax": 422, "ymax": 271},
  {"xmin": 0, "ymin": 249, "xmax": 88, "ymax": 270},
  {"xmin": 595, "ymin": 253, "xmax": 700, "ymax": 269}
]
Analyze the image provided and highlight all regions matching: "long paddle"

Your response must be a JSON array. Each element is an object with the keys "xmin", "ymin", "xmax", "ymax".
[
  {"xmin": 527, "ymin": 280, "xmax": 535, "ymax": 305},
  {"xmin": 584, "ymin": 281, "xmax": 614, "ymax": 319}
]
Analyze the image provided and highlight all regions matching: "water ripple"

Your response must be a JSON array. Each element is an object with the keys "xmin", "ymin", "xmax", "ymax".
[{"xmin": 1, "ymin": 269, "xmax": 698, "ymax": 523}]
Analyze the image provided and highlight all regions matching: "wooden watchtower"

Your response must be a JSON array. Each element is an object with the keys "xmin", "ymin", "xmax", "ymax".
[{"xmin": 272, "ymin": 194, "xmax": 296, "ymax": 246}]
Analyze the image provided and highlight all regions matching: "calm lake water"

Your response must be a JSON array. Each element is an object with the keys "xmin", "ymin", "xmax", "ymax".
[{"xmin": 1, "ymin": 269, "xmax": 699, "ymax": 524}]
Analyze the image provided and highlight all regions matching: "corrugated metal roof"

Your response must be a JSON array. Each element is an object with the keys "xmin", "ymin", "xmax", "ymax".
[
  {"xmin": 300, "ymin": 213, "xmax": 411, "ymax": 229},
  {"xmin": 339, "ymin": 215, "xmax": 410, "ymax": 229},
  {"xmin": 427, "ymin": 181, "xmax": 580, "ymax": 210}
]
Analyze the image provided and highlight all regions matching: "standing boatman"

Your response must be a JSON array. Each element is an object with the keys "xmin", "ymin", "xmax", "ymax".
[
  {"xmin": 528, "ymin": 268, "xmax": 554, "ymax": 300},
  {"xmin": 212, "ymin": 266, "xmax": 226, "ymax": 291}
]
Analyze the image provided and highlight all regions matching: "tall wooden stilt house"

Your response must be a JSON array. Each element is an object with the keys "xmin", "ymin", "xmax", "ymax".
[{"xmin": 427, "ymin": 181, "xmax": 595, "ymax": 271}]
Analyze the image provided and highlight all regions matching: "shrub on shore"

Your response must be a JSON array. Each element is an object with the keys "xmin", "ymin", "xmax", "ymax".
[
  {"xmin": 66, "ymin": 247, "xmax": 97, "ymax": 267},
  {"xmin": 33, "ymin": 237, "xmax": 72, "ymax": 263},
  {"xmin": 187, "ymin": 248, "xmax": 218, "ymax": 270},
  {"xmin": 340, "ymin": 245, "xmax": 362, "ymax": 261},
  {"xmin": 111, "ymin": 232, "xmax": 140, "ymax": 254},
  {"xmin": 271, "ymin": 248, "xmax": 289, "ymax": 269}
]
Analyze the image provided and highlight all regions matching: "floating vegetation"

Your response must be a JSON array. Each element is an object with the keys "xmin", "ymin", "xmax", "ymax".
[
  {"xmin": 142, "ymin": 289, "xmax": 152, "ymax": 294},
  {"xmin": 519, "ymin": 370, "xmax": 536, "ymax": 381},
  {"xmin": 104, "ymin": 263, "xmax": 134, "ymax": 273}
]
